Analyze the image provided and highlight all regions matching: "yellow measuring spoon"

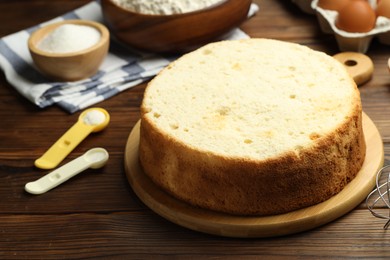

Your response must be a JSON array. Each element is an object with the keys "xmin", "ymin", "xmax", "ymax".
[{"xmin": 34, "ymin": 108, "xmax": 110, "ymax": 170}]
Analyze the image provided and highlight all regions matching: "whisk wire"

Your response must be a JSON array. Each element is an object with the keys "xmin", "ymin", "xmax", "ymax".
[{"xmin": 366, "ymin": 165, "xmax": 390, "ymax": 229}]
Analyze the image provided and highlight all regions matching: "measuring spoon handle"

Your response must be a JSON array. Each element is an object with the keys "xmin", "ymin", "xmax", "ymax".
[
  {"xmin": 34, "ymin": 122, "xmax": 94, "ymax": 170},
  {"xmin": 26, "ymin": 153, "xmax": 92, "ymax": 195}
]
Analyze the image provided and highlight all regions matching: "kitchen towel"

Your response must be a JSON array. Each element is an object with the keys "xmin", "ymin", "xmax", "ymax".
[{"xmin": 0, "ymin": 1, "xmax": 259, "ymax": 113}]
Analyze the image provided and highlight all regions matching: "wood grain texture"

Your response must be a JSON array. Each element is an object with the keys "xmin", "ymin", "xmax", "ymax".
[
  {"xmin": 1, "ymin": 0, "xmax": 390, "ymax": 258},
  {"xmin": 101, "ymin": 0, "xmax": 252, "ymax": 53},
  {"xmin": 124, "ymin": 113, "xmax": 383, "ymax": 238}
]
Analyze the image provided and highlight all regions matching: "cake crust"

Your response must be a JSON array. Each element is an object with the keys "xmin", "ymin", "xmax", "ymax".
[
  {"xmin": 139, "ymin": 110, "xmax": 365, "ymax": 215},
  {"xmin": 139, "ymin": 39, "xmax": 366, "ymax": 216}
]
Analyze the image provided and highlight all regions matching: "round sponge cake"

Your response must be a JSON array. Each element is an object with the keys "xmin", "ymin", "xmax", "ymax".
[{"xmin": 139, "ymin": 38, "xmax": 366, "ymax": 216}]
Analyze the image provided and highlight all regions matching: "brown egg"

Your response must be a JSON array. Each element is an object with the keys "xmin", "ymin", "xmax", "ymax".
[
  {"xmin": 318, "ymin": 0, "xmax": 351, "ymax": 11},
  {"xmin": 336, "ymin": 0, "xmax": 376, "ymax": 32},
  {"xmin": 377, "ymin": 0, "xmax": 390, "ymax": 18}
]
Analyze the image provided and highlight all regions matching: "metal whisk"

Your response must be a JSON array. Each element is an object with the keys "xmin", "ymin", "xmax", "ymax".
[{"xmin": 366, "ymin": 165, "xmax": 390, "ymax": 229}]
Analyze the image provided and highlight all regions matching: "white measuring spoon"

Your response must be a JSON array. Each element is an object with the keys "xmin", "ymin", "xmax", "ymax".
[
  {"xmin": 25, "ymin": 148, "xmax": 109, "ymax": 195},
  {"xmin": 35, "ymin": 108, "xmax": 110, "ymax": 170}
]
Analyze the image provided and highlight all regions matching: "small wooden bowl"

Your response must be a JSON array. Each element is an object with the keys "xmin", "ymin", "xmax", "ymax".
[
  {"xmin": 101, "ymin": 0, "xmax": 252, "ymax": 53},
  {"xmin": 28, "ymin": 20, "xmax": 110, "ymax": 82}
]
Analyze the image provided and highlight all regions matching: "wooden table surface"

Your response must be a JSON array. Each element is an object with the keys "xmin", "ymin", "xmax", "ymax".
[{"xmin": 1, "ymin": 0, "xmax": 390, "ymax": 258}]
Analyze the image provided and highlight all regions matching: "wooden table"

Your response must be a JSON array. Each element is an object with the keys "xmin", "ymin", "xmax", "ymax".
[{"xmin": 1, "ymin": 0, "xmax": 390, "ymax": 258}]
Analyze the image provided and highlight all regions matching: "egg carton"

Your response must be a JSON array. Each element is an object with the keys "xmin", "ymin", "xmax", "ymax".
[{"xmin": 292, "ymin": 0, "xmax": 390, "ymax": 53}]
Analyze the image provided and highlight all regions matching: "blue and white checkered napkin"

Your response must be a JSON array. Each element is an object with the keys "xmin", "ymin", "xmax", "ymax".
[{"xmin": 0, "ymin": 1, "xmax": 259, "ymax": 113}]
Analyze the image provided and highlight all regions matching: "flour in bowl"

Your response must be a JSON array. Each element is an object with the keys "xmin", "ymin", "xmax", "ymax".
[{"xmin": 111, "ymin": 0, "xmax": 225, "ymax": 15}]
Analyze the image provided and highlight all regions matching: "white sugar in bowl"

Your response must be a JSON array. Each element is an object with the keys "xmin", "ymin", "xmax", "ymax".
[{"xmin": 28, "ymin": 20, "xmax": 109, "ymax": 82}]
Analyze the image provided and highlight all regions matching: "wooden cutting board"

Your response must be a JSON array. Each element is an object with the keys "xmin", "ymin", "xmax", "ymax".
[{"xmin": 124, "ymin": 113, "xmax": 384, "ymax": 238}]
